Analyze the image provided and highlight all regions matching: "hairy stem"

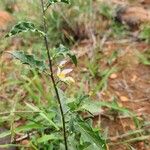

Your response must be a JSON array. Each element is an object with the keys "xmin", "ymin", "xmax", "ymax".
[{"xmin": 40, "ymin": 0, "xmax": 68, "ymax": 149}]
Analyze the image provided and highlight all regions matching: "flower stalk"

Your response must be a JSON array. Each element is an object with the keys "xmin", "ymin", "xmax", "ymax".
[{"xmin": 40, "ymin": 0, "xmax": 68, "ymax": 149}]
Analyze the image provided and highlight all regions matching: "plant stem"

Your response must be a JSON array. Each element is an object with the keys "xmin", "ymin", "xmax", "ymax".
[{"xmin": 40, "ymin": 0, "xmax": 68, "ymax": 149}]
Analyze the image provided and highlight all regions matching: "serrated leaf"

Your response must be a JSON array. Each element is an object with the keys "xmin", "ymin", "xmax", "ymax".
[
  {"xmin": 56, "ymin": 44, "xmax": 69, "ymax": 53},
  {"xmin": 48, "ymin": 0, "xmax": 70, "ymax": 5},
  {"xmin": 5, "ymin": 21, "xmax": 45, "ymax": 37},
  {"xmin": 9, "ymin": 51, "xmax": 47, "ymax": 71},
  {"xmin": 57, "ymin": 88, "xmax": 69, "ymax": 114},
  {"xmin": 75, "ymin": 118, "xmax": 107, "ymax": 150},
  {"xmin": 81, "ymin": 101, "xmax": 102, "ymax": 114},
  {"xmin": 83, "ymin": 100, "xmax": 132, "ymax": 116}
]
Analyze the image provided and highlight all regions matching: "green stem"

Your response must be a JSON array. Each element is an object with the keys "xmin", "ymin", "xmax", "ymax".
[{"xmin": 40, "ymin": 0, "xmax": 68, "ymax": 150}]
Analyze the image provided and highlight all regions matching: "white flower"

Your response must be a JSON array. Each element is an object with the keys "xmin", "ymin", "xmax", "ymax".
[{"xmin": 57, "ymin": 68, "xmax": 75, "ymax": 83}]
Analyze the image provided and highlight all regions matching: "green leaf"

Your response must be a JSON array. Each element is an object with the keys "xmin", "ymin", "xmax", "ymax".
[
  {"xmin": 67, "ymin": 53, "xmax": 77, "ymax": 66},
  {"xmin": 5, "ymin": 21, "xmax": 45, "ymax": 37},
  {"xmin": 67, "ymin": 94, "xmax": 88, "ymax": 111},
  {"xmin": 75, "ymin": 118, "xmax": 107, "ymax": 150},
  {"xmin": 48, "ymin": 0, "xmax": 70, "ymax": 5},
  {"xmin": 9, "ymin": 51, "xmax": 47, "ymax": 71},
  {"xmin": 98, "ymin": 101, "xmax": 133, "ymax": 115},
  {"xmin": 81, "ymin": 101, "xmax": 102, "ymax": 114},
  {"xmin": 54, "ymin": 44, "xmax": 77, "ymax": 66},
  {"xmin": 26, "ymin": 103, "xmax": 59, "ymax": 130},
  {"xmin": 37, "ymin": 134, "xmax": 61, "ymax": 143},
  {"xmin": 58, "ymin": 88, "xmax": 69, "ymax": 114},
  {"xmin": 82, "ymin": 100, "xmax": 133, "ymax": 116},
  {"xmin": 0, "ymin": 123, "xmax": 42, "ymax": 139}
]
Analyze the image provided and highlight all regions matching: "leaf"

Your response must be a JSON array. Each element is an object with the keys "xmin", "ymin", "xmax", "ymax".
[
  {"xmin": 5, "ymin": 21, "xmax": 45, "ymax": 37},
  {"xmin": 37, "ymin": 134, "xmax": 61, "ymax": 143},
  {"xmin": 0, "ymin": 123, "xmax": 42, "ymax": 139},
  {"xmin": 68, "ymin": 134, "xmax": 92, "ymax": 150},
  {"xmin": 75, "ymin": 118, "xmax": 107, "ymax": 150},
  {"xmin": 95, "ymin": 101, "xmax": 132, "ymax": 115},
  {"xmin": 81, "ymin": 101, "xmax": 102, "ymax": 114},
  {"xmin": 67, "ymin": 94, "xmax": 89, "ymax": 111},
  {"xmin": 57, "ymin": 88, "xmax": 69, "ymax": 114},
  {"xmin": 9, "ymin": 51, "xmax": 47, "ymax": 71},
  {"xmin": 54, "ymin": 44, "xmax": 77, "ymax": 66},
  {"xmin": 26, "ymin": 103, "xmax": 59, "ymax": 130},
  {"xmin": 48, "ymin": 0, "xmax": 70, "ymax": 5},
  {"xmin": 67, "ymin": 53, "xmax": 77, "ymax": 66},
  {"xmin": 81, "ymin": 99, "xmax": 138, "ymax": 121},
  {"xmin": 61, "ymin": 68, "xmax": 73, "ymax": 74}
]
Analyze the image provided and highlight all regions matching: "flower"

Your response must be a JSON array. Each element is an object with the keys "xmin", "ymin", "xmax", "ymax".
[{"xmin": 57, "ymin": 66, "xmax": 75, "ymax": 83}]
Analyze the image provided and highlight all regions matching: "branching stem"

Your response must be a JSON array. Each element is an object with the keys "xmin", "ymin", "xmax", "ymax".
[{"xmin": 40, "ymin": 0, "xmax": 68, "ymax": 149}]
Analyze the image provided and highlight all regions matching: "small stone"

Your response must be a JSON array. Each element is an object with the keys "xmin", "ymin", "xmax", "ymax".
[
  {"xmin": 21, "ymin": 139, "xmax": 30, "ymax": 145},
  {"xmin": 131, "ymin": 75, "xmax": 137, "ymax": 82},
  {"xmin": 120, "ymin": 96, "xmax": 129, "ymax": 102},
  {"xmin": 110, "ymin": 73, "xmax": 117, "ymax": 79}
]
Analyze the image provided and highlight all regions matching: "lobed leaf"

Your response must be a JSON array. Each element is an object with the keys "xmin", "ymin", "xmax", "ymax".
[
  {"xmin": 5, "ymin": 21, "xmax": 45, "ymax": 37},
  {"xmin": 8, "ymin": 51, "xmax": 47, "ymax": 71},
  {"xmin": 75, "ymin": 118, "xmax": 107, "ymax": 150},
  {"xmin": 48, "ymin": 0, "xmax": 70, "ymax": 5},
  {"xmin": 82, "ymin": 100, "xmax": 134, "ymax": 116}
]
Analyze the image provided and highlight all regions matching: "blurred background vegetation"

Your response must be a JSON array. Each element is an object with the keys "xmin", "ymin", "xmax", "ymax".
[{"xmin": 0, "ymin": 0, "xmax": 150, "ymax": 149}]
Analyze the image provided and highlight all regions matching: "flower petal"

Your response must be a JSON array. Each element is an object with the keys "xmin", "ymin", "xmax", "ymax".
[
  {"xmin": 57, "ymin": 67, "xmax": 61, "ymax": 76},
  {"xmin": 61, "ymin": 68, "xmax": 73, "ymax": 75},
  {"xmin": 63, "ymin": 76, "xmax": 75, "ymax": 83},
  {"xmin": 59, "ymin": 60, "xmax": 67, "ymax": 67}
]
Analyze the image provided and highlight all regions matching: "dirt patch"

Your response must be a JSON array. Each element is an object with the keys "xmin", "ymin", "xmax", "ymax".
[
  {"xmin": 71, "ymin": 37, "xmax": 150, "ymax": 149},
  {"xmin": 0, "ymin": 0, "xmax": 150, "ymax": 149},
  {"xmin": 140, "ymin": 0, "xmax": 150, "ymax": 5},
  {"xmin": 116, "ymin": 6, "xmax": 150, "ymax": 28},
  {"xmin": 0, "ymin": 11, "xmax": 13, "ymax": 30}
]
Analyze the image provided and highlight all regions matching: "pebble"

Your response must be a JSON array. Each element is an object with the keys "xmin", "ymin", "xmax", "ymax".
[{"xmin": 110, "ymin": 73, "xmax": 117, "ymax": 79}]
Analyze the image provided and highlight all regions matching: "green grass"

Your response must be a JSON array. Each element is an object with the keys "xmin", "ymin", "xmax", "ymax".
[
  {"xmin": 0, "ymin": 0, "xmax": 150, "ymax": 149},
  {"xmin": 139, "ymin": 24, "xmax": 150, "ymax": 43},
  {"xmin": 137, "ymin": 50, "xmax": 150, "ymax": 66}
]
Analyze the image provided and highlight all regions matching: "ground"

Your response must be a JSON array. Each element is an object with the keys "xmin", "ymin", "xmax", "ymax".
[{"xmin": 0, "ymin": 0, "xmax": 150, "ymax": 150}]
